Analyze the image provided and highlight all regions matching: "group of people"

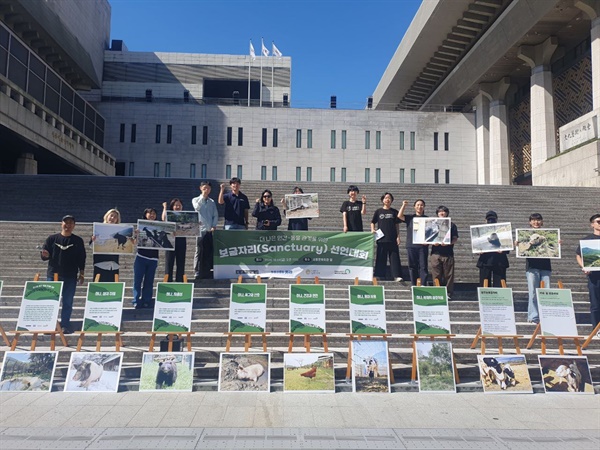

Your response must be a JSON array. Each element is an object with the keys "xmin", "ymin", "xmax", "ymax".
[{"xmin": 40, "ymin": 181, "xmax": 600, "ymax": 336}]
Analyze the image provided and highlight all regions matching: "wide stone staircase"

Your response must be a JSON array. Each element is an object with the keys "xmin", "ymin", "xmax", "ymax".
[{"xmin": 0, "ymin": 175, "xmax": 598, "ymax": 391}]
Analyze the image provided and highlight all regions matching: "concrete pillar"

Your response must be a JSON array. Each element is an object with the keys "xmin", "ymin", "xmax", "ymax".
[
  {"xmin": 480, "ymin": 78, "xmax": 511, "ymax": 185},
  {"xmin": 576, "ymin": 0, "xmax": 600, "ymax": 109},
  {"xmin": 518, "ymin": 37, "xmax": 558, "ymax": 171},
  {"xmin": 473, "ymin": 93, "xmax": 490, "ymax": 184},
  {"xmin": 15, "ymin": 153, "xmax": 38, "ymax": 174}
]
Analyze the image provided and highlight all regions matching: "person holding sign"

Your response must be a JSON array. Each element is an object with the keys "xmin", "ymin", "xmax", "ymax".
[
  {"xmin": 430, "ymin": 206, "xmax": 458, "ymax": 298},
  {"xmin": 340, "ymin": 185, "xmax": 366, "ymax": 232},
  {"xmin": 218, "ymin": 177, "xmax": 250, "ymax": 230},
  {"xmin": 40, "ymin": 215, "xmax": 86, "ymax": 334},
  {"xmin": 576, "ymin": 213, "xmax": 600, "ymax": 330},
  {"xmin": 399, "ymin": 199, "xmax": 429, "ymax": 286},
  {"xmin": 91, "ymin": 208, "xmax": 121, "ymax": 282},
  {"xmin": 477, "ymin": 211, "xmax": 509, "ymax": 287},
  {"xmin": 162, "ymin": 198, "xmax": 186, "ymax": 282},
  {"xmin": 192, "ymin": 181, "xmax": 218, "ymax": 280},
  {"xmin": 370, "ymin": 192, "xmax": 403, "ymax": 281},
  {"xmin": 252, "ymin": 189, "xmax": 282, "ymax": 230},
  {"xmin": 522, "ymin": 213, "xmax": 551, "ymax": 324},
  {"xmin": 281, "ymin": 186, "xmax": 310, "ymax": 231},
  {"xmin": 133, "ymin": 208, "xmax": 159, "ymax": 309}
]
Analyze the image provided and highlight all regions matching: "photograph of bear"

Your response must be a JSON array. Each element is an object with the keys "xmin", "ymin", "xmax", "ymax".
[{"xmin": 139, "ymin": 352, "xmax": 194, "ymax": 392}]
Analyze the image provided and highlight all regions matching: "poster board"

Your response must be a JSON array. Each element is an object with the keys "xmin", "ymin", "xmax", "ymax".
[
  {"xmin": 411, "ymin": 286, "xmax": 451, "ymax": 335},
  {"xmin": 539, "ymin": 356, "xmax": 594, "ymax": 394},
  {"xmin": 83, "ymin": 282, "xmax": 125, "ymax": 332},
  {"xmin": 289, "ymin": 284, "xmax": 326, "ymax": 334},
  {"xmin": 139, "ymin": 352, "xmax": 195, "ymax": 392},
  {"xmin": 229, "ymin": 283, "xmax": 267, "ymax": 333},
  {"xmin": 136, "ymin": 219, "xmax": 176, "ymax": 251},
  {"xmin": 92, "ymin": 223, "xmax": 135, "ymax": 255},
  {"xmin": 0, "ymin": 351, "xmax": 58, "ymax": 392},
  {"xmin": 351, "ymin": 340, "xmax": 390, "ymax": 393},
  {"xmin": 218, "ymin": 353, "xmax": 270, "ymax": 392},
  {"xmin": 152, "ymin": 282, "xmax": 194, "ymax": 332},
  {"xmin": 478, "ymin": 355, "xmax": 533, "ymax": 394},
  {"xmin": 348, "ymin": 285, "xmax": 387, "ymax": 334},
  {"xmin": 515, "ymin": 228, "xmax": 561, "ymax": 259},
  {"xmin": 64, "ymin": 352, "xmax": 123, "ymax": 392},
  {"xmin": 415, "ymin": 340, "xmax": 456, "ymax": 393},
  {"xmin": 579, "ymin": 239, "xmax": 600, "ymax": 271},
  {"xmin": 477, "ymin": 288, "xmax": 517, "ymax": 336},
  {"xmin": 16, "ymin": 281, "xmax": 63, "ymax": 331},
  {"xmin": 470, "ymin": 222, "xmax": 514, "ymax": 253},
  {"xmin": 412, "ymin": 217, "xmax": 451, "ymax": 244},
  {"xmin": 166, "ymin": 211, "xmax": 201, "ymax": 238},
  {"xmin": 537, "ymin": 288, "xmax": 578, "ymax": 336},
  {"xmin": 284, "ymin": 193, "xmax": 319, "ymax": 219},
  {"xmin": 283, "ymin": 353, "xmax": 334, "ymax": 393}
]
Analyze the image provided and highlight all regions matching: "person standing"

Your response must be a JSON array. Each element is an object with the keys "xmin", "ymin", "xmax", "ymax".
[
  {"xmin": 252, "ymin": 189, "xmax": 282, "ymax": 230},
  {"xmin": 218, "ymin": 177, "xmax": 250, "ymax": 230},
  {"xmin": 430, "ymin": 206, "xmax": 459, "ymax": 298},
  {"xmin": 340, "ymin": 185, "xmax": 367, "ymax": 232},
  {"xmin": 576, "ymin": 213, "xmax": 600, "ymax": 331},
  {"xmin": 133, "ymin": 208, "xmax": 159, "ymax": 309},
  {"xmin": 370, "ymin": 192, "xmax": 403, "ymax": 281},
  {"xmin": 162, "ymin": 198, "xmax": 186, "ymax": 282},
  {"xmin": 91, "ymin": 208, "xmax": 121, "ymax": 282},
  {"xmin": 399, "ymin": 199, "xmax": 429, "ymax": 286},
  {"xmin": 40, "ymin": 215, "xmax": 86, "ymax": 334},
  {"xmin": 192, "ymin": 181, "xmax": 219, "ymax": 280},
  {"xmin": 476, "ymin": 210, "xmax": 510, "ymax": 287},
  {"xmin": 282, "ymin": 186, "xmax": 310, "ymax": 231}
]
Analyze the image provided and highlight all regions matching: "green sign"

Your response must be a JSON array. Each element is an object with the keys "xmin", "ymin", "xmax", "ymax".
[
  {"xmin": 83, "ymin": 282, "xmax": 125, "ymax": 332},
  {"xmin": 411, "ymin": 286, "xmax": 450, "ymax": 335},
  {"xmin": 153, "ymin": 283, "xmax": 194, "ymax": 332},
  {"xmin": 477, "ymin": 288, "xmax": 516, "ymax": 336},
  {"xmin": 537, "ymin": 288, "xmax": 578, "ymax": 336},
  {"xmin": 229, "ymin": 283, "xmax": 267, "ymax": 332},
  {"xmin": 17, "ymin": 281, "xmax": 62, "ymax": 331},
  {"xmin": 349, "ymin": 285, "xmax": 387, "ymax": 334},
  {"xmin": 289, "ymin": 284, "xmax": 326, "ymax": 333}
]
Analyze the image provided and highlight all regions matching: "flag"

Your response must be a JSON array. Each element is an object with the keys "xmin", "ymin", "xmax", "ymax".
[
  {"xmin": 249, "ymin": 41, "xmax": 256, "ymax": 60},
  {"xmin": 262, "ymin": 41, "xmax": 269, "ymax": 57},
  {"xmin": 272, "ymin": 42, "xmax": 282, "ymax": 58}
]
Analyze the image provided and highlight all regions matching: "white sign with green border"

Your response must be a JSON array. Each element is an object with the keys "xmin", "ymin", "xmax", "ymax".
[
  {"xmin": 16, "ymin": 281, "xmax": 63, "ymax": 331},
  {"xmin": 229, "ymin": 283, "xmax": 267, "ymax": 333},
  {"xmin": 411, "ymin": 286, "xmax": 451, "ymax": 335},
  {"xmin": 152, "ymin": 283, "xmax": 194, "ymax": 332},
  {"xmin": 349, "ymin": 285, "xmax": 387, "ymax": 334},
  {"xmin": 83, "ymin": 282, "xmax": 125, "ymax": 332},
  {"xmin": 477, "ymin": 288, "xmax": 517, "ymax": 336},
  {"xmin": 537, "ymin": 288, "xmax": 578, "ymax": 336},
  {"xmin": 289, "ymin": 284, "xmax": 326, "ymax": 334}
]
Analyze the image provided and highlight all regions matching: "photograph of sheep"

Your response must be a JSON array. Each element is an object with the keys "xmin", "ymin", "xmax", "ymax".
[
  {"xmin": 166, "ymin": 211, "xmax": 201, "ymax": 238},
  {"xmin": 539, "ymin": 356, "xmax": 594, "ymax": 394},
  {"xmin": 580, "ymin": 239, "xmax": 600, "ymax": 271},
  {"xmin": 470, "ymin": 222, "xmax": 514, "ymax": 254},
  {"xmin": 0, "ymin": 351, "xmax": 57, "ymax": 392},
  {"xmin": 415, "ymin": 341, "xmax": 456, "ymax": 393},
  {"xmin": 218, "ymin": 353, "xmax": 270, "ymax": 392},
  {"xmin": 351, "ymin": 340, "xmax": 391, "ymax": 393},
  {"xmin": 136, "ymin": 220, "xmax": 176, "ymax": 251},
  {"xmin": 139, "ymin": 352, "xmax": 194, "ymax": 392},
  {"xmin": 515, "ymin": 228, "xmax": 561, "ymax": 259},
  {"xmin": 92, "ymin": 223, "xmax": 135, "ymax": 255},
  {"xmin": 64, "ymin": 352, "xmax": 123, "ymax": 392},
  {"xmin": 283, "ymin": 353, "xmax": 335, "ymax": 393},
  {"xmin": 477, "ymin": 355, "xmax": 533, "ymax": 394}
]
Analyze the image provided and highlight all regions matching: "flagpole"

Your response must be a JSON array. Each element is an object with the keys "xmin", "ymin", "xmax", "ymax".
[
  {"xmin": 248, "ymin": 42, "xmax": 251, "ymax": 107},
  {"xmin": 271, "ymin": 42, "xmax": 274, "ymax": 108},
  {"xmin": 260, "ymin": 38, "xmax": 264, "ymax": 107}
]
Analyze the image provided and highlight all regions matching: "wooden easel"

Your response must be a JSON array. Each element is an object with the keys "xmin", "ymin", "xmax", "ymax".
[
  {"xmin": 345, "ymin": 277, "xmax": 395, "ymax": 383},
  {"xmin": 469, "ymin": 279, "xmax": 522, "ymax": 354},
  {"xmin": 147, "ymin": 274, "xmax": 195, "ymax": 351},
  {"xmin": 410, "ymin": 278, "xmax": 460, "ymax": 383},
  {"xmin": 75, "ymin": 274, "xmax": 124, "ymax": 351},
  {"xmin": 287, "ymin": 276, "xmax": 329, "ymax": 352},
  {"xmin": 582, "ymin": 322, "xmax": 600, "ymax": 349},
  {"xmin": 0, "ymin": 325, "xmax": 10, "ymax": 346},
  {"xmin": 10, "ymin": 273, "xmax": 69, "ymax": 350},
  {"xmin": 224, "ymin": 276, "xmax": 270, "ymax": 352},
  {"xmin": 526, "ymin": 281, "xmax": 583, "ymax": 355}
]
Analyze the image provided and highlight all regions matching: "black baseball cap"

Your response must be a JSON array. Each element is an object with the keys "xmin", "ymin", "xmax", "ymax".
[
  {"xmin": 485, "ymin": 211, "xmax": 497, "ymax": 220},
  {"xmin": 62, "ymin": 215, "xmax": 76, "ymax": 222}
]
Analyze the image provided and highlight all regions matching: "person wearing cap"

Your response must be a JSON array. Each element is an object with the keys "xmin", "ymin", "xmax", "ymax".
[
  {"xmin": 218, "ymin": 177, "xmax": 250, "ymax": 230},
  {"xmin": 576, "ymin": 213, "xmax": 600, "ymax": 331},
  {"xmin": 40, "ymin": 215, "xmax": 86, "ymax": 334},
  {"xmin": 476, "ymin": 210, "xmax": 509, "ymax": 287},
  {"xmin": 430, "ymin": 206, "xmax": 459, "ymax": 298}
]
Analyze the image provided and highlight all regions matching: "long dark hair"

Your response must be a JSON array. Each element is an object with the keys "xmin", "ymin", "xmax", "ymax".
[{"xmin": 261, "ymin": 189, "xmax": 273, "ymax": 205}]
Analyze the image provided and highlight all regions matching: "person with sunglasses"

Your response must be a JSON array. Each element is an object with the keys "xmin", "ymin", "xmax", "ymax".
[
  {"xmin": 252, "ymin": 189, "xmax": 282, "ymax": 230},
  {"xmin": 576, "ymin": 213, "xmax": 600, "ymax": 331}
]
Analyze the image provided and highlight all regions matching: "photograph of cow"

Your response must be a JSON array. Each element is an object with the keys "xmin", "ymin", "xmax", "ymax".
[
  {"xmin": 92, "ymin": 223, "xmax": 135, "ymax": 255},
  {"xmin": 477, "ymin": 355, "xmax": 533, "ymax": 394},
  {"xmin": 136, "ymin": 220, "xmax": 176, "ymax": 251}
]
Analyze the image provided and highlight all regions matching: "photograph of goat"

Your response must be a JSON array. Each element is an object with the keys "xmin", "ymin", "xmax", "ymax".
[
  {"xmin": 283, "ymin": 353, "xmax": 335, "ymax": 393},
  {"xmin": 415, "ymin": 341, "xmax": 456, "ymax": 393},
  {"xmin": 477, "ymin": 355, "xmax": 533, "ymax": 394},
  {"xmin": 136, "ymin": 220, "xmax": 176, "ymax": 251},
  {"xmin": 539, "ymin": 356, "xmax": 594, "ymax": 394},
  {"xmin": 0, "ymin": 351, "xmax": 57, "ymax": 392},
  {"xmin": 92, "ymin": 223, "xmax": 135, "ymax": 255},
  {"xmin": 351, "ymin": 340, "xmax": 391, "ymax": 393},
  {"xmin": 64, "ymin": 352, "xmax": 123, "ymax": 392},
  {"xmin": 218, "ymin": 353, "xmax": 270, "ymax": 393},
  {"xmin": 139, "ymin": 352, "xmax": 194, "ymax": 392}
]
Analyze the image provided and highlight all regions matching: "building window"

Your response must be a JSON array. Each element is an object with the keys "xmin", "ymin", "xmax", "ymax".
[
  {"xmin": 330, "ymin": 130, "xmax": 336, "ymax": 149},
  {"xmin": 376, "ymin": 168, "xmax": 381, "ymax": 183},
  {"xmin": 191, "ymin": 126, "xmax": 197, "ymax": 145},
  {"xmin": 434, "ymin": 169, "xmax": 439, "ymax": 184},
  {"xmin": 341, "ymin": 130, "xmax": 347, "ymax": 149},
  {"xmin": 262, "ymin": 128, "xmax": 267, "ymax": 147},
  {"xmin": 376, "ymin": 131, "xmax": 381, "ymax": 149},
  {"xmin": 410, "ymin": 168, "xmax": 416, "ymax": 184},
  {"xmin": 365, "ymin": 168, "xmax": 370, "ymax": 183},
  {"xmin": 155, "ymin": 125, "xmax": 161, "ymax": 143},
  {"xmin": 153, "ymin": 163, "xmax": 160, "ymax": 177},
  {"xmin": 226, "ymin": 127, "xmax": 232, "ymax": 146},
  {"xmin": 261, "ymin": 166, "xmax": 267, "ymax": 180},
  {"xmin": 296, "ymin": 129, "xmax": 302, "ymax": 148},
  {"xmin": 444, "ymin": 132, "xmax": 449, "ymax": 151},
  {"xmin": 433, "ymin": 132, "xmax": 438, "ymax": 151},
  {"xmin": 201, "ymin": 164, "xmax": 207, "ymax": 178},
  {"xmin": 272, "ymin": 166, "xmax": 278, "ymax": 181},
  {"xmin": 202, "ymin": 126, "xmax": 208, "ymax": 145},
  {"xmin": 410, "ymin": 131, "xmax": 415, "ymax": 150},
  {"xmin": 330, "ymin": 167, "xmax": 335, "ymax": 182},
  {"xmin": 307, "ymin": 129, "xmax": 313, "ymax": 148},
  {"xmin": 365, "ymin": 130, "xmax": 370, "ymax": 150},
  {"xmin": 296, "ymin": 167, "xmax": 301, "ymax": 181},
  {"xmin": 445, "ymin": 169, "xmax": 450, "ymax": 184},
  {"xmin": 190, "ymin": 163, "xmax": 196, "ymax": 178},
  {"xmin": 306, "ymin": 167, "xmax": 312, "ymax": 181},
  {"xmin": 400, "ymin": 168, "xmax": 405, "ymax": 184},
  {"xmin": 341, "ymin": 167, "xmax": 347, "ymax": 182},
  {"xmin": 273, "ymin": 128, "xmax": 278, "ymax": 147},
  {"xmin": 119, "ymin": 123, "xmax": 125, "ymax": 143},
  {"xmin": 399, "ymin": 131, "xmax": 404, "ymax": 150},
  {"xmin": 165, "ymin": 163, "xmax": 171, "ymax": 177},
  {"xmin": 238, "ymin": 127, "xmax": 243, "ymax": 146},
  {"xmin": 225, "ymin": 164, "xmax": 231, "ymax": 179},
  {"xmin": 128, "ymin": 162, "xmax": 135, "ymax": 176},
  {"xmin": 167, "ymin": 125, "xmax": 172, "ymax": 144},
  {"xmin": 237, "ymin": 165, "xmax": 243, "ymax": 178},
  {"xmin": 131, "ymin": 124, "xmax": 136, "ymax": 143}
]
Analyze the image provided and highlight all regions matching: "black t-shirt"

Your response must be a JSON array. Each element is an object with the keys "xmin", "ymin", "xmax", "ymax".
[
  {"xmin": 42, "ymin": 233, "xmax": 86, "ymax": 278},
  {"xmin": 431, "ymin": 222, "xmax": 458, "ymax": 257},
  {"xmin": 576, "ymin": 233, "xmax": 600, "ymax": 281},
  {"xmin": 223, "ymin": 191, "xmax": 250, "ymax": 226},
  {"xmin": 341, "ymin": 200, "xmax": 364, "ymax": 232},
  {"xmin": 401, "ymin": 213, "xmax": 428, "ymax": 247},
  {"xmin": 371, "ymin": 207, "xmax": 400, "ymax": 243}
]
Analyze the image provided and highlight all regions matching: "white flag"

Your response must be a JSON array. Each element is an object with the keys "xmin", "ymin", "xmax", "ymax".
[
  {"xmin": 262, "ymin": 41, "xmax": 269, "ymax": 57},
  {"xmin": 249, "ymin": 41, "xmax": 256, "ymax": 60},
  {"xmin": 272, "ymin": 43, "xmax": 282, "ymax": 58}
]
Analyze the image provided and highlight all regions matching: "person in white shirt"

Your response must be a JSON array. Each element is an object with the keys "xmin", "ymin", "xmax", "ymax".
[{"xmin": 192, "ymin": 181, "xmax": 219, "ymax": 279}]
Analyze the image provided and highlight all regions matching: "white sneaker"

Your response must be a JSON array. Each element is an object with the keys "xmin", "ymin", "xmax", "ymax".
[{"xmin": 395, "ymin": 277, "xmax": 403, "ymax": 282}]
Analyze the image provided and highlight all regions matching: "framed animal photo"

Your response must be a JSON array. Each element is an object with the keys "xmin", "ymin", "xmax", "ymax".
[
  {"xmin": 539, "ymin": 356, "xmax": 594, "ymax": 394},
  {"xmin": 579, "ymin": 239, "xmax": 600, "ymax": 271},
  {"xmin": 477, "ymin": 355, "xmax": 533, "ymax": 394},
  {"xmin": 351, "ymin": 340, "xmax": 391, "ymax": 393},
  {"xmin": 283, "ymin": 353, "xmax": 335, "ymax": 393},
  {"xmin": 470, "ymin": 222, "xmax": 514, "ymax": 254},
  {"xmin": 284, "ymin": 193, "xmax": 319, "ymax": 219},
  {"xmin": 415, "ymin": 341, "xmax": 456, "ymax": 393},
  {"xmin": 139, "ymin": 352, "xmax": 194, "ymax": 392},
  {"xmin": 136, "ymin": 220, "xmax": 176, "ymax": 251},
  {"xmin": 412, "ymin": 217, "xmax": 451, "ymax": 245},
  {"xmin": 218, "ymin": 353, "xmax": 270, "ymax": 393},
  {"xmin": 0, "ymin": 351, "xmax": 58, "ymax": 392},
  {"xmin": 515, "ymin": 228, "xmax": 561, "ymax": 259},
  {"xmin": 92, "ymin": 223, "xmax": 135, "ymax": 255},
  {"xmin": 64, "ymin": 352, "xmax": 123, "ymax": 392},
  {"xmin": 166, "ymin": 211, "xmax": 201, "ymax": 238}
]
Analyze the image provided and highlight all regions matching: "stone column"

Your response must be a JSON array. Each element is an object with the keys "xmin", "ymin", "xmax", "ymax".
[
  {"xmin": 480, "ymin": 78, "xmax": 511, "ymax": 185},
  {"xmin": 576, "ymin": 0, "xmax": 600, "ymax": 109},
  {"xmin": 15, "ymin": 153, "xmax": 38, "ymax": 174},
  {"xmin": 518, "ymin": 36, "xmax": 558, "ymax": 172},
  {"xmin": 473, "ymin": 93, "xmax": 490, "ymax": 184}
]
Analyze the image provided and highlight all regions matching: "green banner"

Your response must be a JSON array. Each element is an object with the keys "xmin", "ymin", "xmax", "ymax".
[
  {"xmin": 229, "ymin": 283, "xmax": 267, "ymax": 332},
  {"xmin": 412, "ymin": 286, "xmax": 448, "ymax": 307},
  {"xmin": 290, "ymin": 285, "xmax": 325, "ymax": 305},
  {"xmin": 156, "ymin": 283, "xmax": 194, "ymax": 303},
  {"xmin": 87, "ymin": 282, "xmax": 125, "ymax": 303},
  {"xmin": 23, "ymin": 282, "xmax": 62, "ymax": 301},
  {"xmin": 349, "ymin": 286, "xmax": 384, "ymax": 306}
]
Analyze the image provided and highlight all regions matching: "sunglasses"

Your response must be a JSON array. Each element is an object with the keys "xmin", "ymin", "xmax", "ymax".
[{"xmin": 263, "ymin": 195, "xmax": 272, "ymax": 198}]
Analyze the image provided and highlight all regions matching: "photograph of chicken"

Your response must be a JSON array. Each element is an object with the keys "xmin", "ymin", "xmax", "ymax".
[{"xmin": 283, "ymin": 353, "xmax": 334, "ymax": 393}]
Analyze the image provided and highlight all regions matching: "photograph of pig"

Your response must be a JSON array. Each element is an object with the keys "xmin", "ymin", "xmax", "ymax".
[
  {"xmin": 139, "ymin": 352, "xmax": 194, "ymax": 392},
  {"xmin": 64, "ymin": 352, "xmax": 122, "ymax": 392},
  {"xmin": 218, "ymin": 353, "xmax": 270, "ymax": 392}
]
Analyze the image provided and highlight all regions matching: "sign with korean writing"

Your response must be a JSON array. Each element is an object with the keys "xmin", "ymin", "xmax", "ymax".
[
  {"xmin": 16, "ymin": 282, "xmax": 62, "ymax": 331},
  {"xmin": 349, "ymin": 286, "xmax": 387, "ymax": 334},
  {"xmin": 289, "ymin": 284, "xmax": 326, "ymax": 334},
  {"xmin": 560, "ymin": 115, "xmax": 597, "ymax": 151},
  {"xmin": 229, "ymin": 283, "xmax": 267, "ymax": 333},
  {"xmin": 411, "ymin": 286, "xmax": 450, "ymax": 335},
  {"xmin": 214, "ymin": 231, "xmax": 374, "ymax": 280},
  {"xmin": 152, "ymin": 283, "xmax": 194, "ymax": 332},
  {"xmin": 477, "ymin": 288, "xmax": 517, "ymax": 336},
  {"xmin": 537, "ymin": 289, "xmax": 578, "ymax": 337},
  {"xmin": 83, "ymin": 282, "xmax": 125, "ymax": 332}
]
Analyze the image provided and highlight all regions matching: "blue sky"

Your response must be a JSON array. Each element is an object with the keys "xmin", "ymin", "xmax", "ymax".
[{"xmin": 109, "ymin": 0, "xmax": 422, "ymax": 109}]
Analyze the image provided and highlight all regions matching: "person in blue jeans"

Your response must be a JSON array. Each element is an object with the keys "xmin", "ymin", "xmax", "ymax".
[
  {"xmin": 523, "ymin": 213, "xmax": 551, "ymax": 324},
  {"xmin": 41, "ymin": 214, "xmax": 86, "ymax": 334},
  {"xmin": 133, "ymin": 208, "xmax": 159, "ymax": 309},
  {"xmin": 576, "ymin": 213, "xmax": 600, "ymax": 333}
]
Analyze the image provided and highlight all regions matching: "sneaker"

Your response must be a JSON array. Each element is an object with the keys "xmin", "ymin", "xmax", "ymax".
[
  {"xmin": 528, "ymin": 319, "xmax": 539, "ymax": 324},
  {"xmin": 62, "ymin": 326, "xmax": 73, "ymax": 335},
  {"xmin": 447, "ymin": 295, "xmax": 452, "ymax": 301},
  {"xmin": 395, "ymin": 277, "xmax": 403, "ymax": 282},
  {"xmin": 134, "ymin": 302, "xmax": 143, "ymax": 310}
]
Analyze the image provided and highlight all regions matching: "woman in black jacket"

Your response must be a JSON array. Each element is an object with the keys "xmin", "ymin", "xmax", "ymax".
[{"xmin": 252, "ymin": 189, "xmax": 282, "ymax": 230}]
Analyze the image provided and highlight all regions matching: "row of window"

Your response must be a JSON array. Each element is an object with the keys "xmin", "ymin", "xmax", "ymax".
[{"xmin": 118, "ymin": 123, "xmax": 450, "ymax": 151}]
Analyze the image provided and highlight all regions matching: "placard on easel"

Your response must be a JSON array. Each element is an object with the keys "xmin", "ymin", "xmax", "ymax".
[
  {"xmin": 224, "ymin": 277, "xmax": 269, "ymax": 352},
  {"xmin": 287, "ymin": 276, "xmax": 328, "ymax": 352},
  {"xmin": 0, "ymin": 280, "xmax": 9, "ymax": 346}
]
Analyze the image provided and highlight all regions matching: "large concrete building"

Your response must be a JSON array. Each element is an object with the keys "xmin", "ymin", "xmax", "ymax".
[{"xmin": 1, "ymin": 0, "xmax": 599, "ymax": 186}]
